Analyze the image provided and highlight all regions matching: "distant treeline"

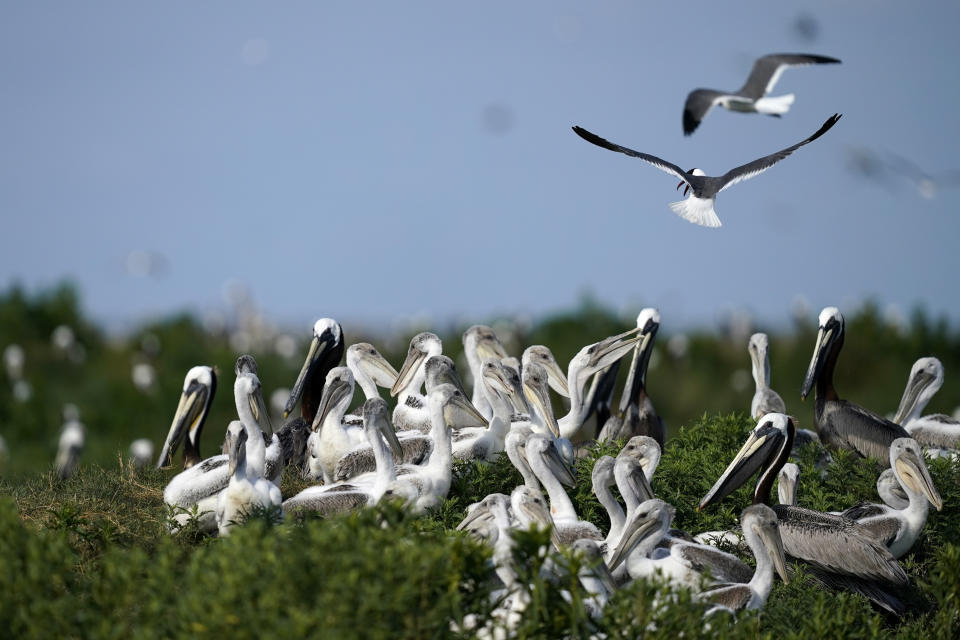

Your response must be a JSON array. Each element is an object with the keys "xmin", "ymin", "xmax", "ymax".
[{"xmin": 0, "ymin": 282, "xmax": 958, "ymax": 475}]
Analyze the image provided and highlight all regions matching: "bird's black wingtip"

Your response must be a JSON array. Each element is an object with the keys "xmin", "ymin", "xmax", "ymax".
[{"xmin": 682, "ymin": 110, "xmax": 699, "ymax": 136}]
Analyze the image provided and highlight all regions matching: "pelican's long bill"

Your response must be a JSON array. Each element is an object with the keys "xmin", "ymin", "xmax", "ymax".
[
  {"xmin": 312, "ymin": 375, "xmax": 353, "ymax": 433},
  {"xmin": 698, "ymin": 419, "xmax": 788, "ymax": 511},
  {"xmin": 606, "ymin": 504, "xmax": 665, "ymax": 571},
  {"xmin": 441, "ymin": 388, "xmax": 489, "ymax": 431},
  {"xmin": 285, "ymin": 323, "xmax": 342, "ymax": 419},
  {"xmin": 893, "ymin": 445, "xmax": 943, "ymax": 511},
  {"xmin": 156, "ymin": 370, "xmax": 215, "ymax": 468},
  {"xmin": 801, "ymin": 315, "xmax": 840, "ymax": 400},
  {"xmin": 754, "ymin": 520, "xmax": 790, "ymax": 584},
  {"xmin": 892, "ymin": 367, "xmax": 938, "ymax": 425},
  {"xmin": 523, "ymin": 370, "xmax": 562, "ymax": 438}
]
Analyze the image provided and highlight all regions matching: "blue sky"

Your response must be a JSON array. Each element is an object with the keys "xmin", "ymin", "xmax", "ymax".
[{"xmin": 1, "ymin": 2, "xmax": 958, "ymax": 331}]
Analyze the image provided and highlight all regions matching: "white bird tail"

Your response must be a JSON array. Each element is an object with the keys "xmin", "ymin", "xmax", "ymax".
[
  {"xmin": 753, "ymin": 93, "xmax": 795, "ymax": 116},
  {"xmin": 669, "ymin": 196, "xmax": 722, "ymax": 228}
]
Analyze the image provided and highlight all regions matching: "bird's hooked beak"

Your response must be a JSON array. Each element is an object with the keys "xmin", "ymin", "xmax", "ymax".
[
  {"xmin": 801, "ymin": 321, "xmax": 838, "ymax": 400},
  {"xmin": 361, "ymin": 349, "xmax": 401, "ymax": 389},
  {"xmin": 523, "ymin": 376, "xmax": 562, "ymax": 439},
  {"xmin": 615, "ymin": 456, "xmax": 655, "ymax": 503},
  {"xmin": 892, "ymin": 369, "xmax": 938, "ymax": 425},
  {"xmin": 285, "ymin": 328, "xmax": 341, "ymax": 419},
  {"xmin": 583, "ymin": 327, "xmax": 644, "ymax": 373},
  {"xmin": 541, "ymin": 356, "xmax": 571, "ymax": 398},
  {"xmin": 156, "ymin": 379, "xmax": 212, "ymax": 468},
  {"xmin": 755, "ymin": 521, "xmax": 790, "ymax": 584},
  {"xmin": 895, "ymin": 448, "xmax": 943, "ymax": 511},
  {"xmin": 248, "ymin": 381, "xmax": 274, "ymax": 438},
  {"xmin": 391, "ymin": 345, "xmax": 428, "ymax": 397},
  {"xmin": 442, "ymin": 389, "xmax": 489, "ymax": 429},
  {"xmin": 698, "ymin": 422, "xmax": 784, "ymax": 511},
  {"xmin": 375, "ymin": 411, "xmax": 404, "ymax": 461},
  {"xmin": 227, "ymin": 427, "xmax": 248, "ymax": 477},
  {"xmin": 607, "ymin": 508, "xmax": 664, "ymax": 571},
  {"xmin": 312, "ymin": 376, "xmax": 353, "ymax": 433}
]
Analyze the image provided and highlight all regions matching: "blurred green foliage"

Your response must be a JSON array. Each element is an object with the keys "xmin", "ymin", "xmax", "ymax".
[
  {"xmin": 1, "ymin": 409, "xmax": 959, "ymax": 637},
  {"xmin": 1, "ymin": 282, "xmax": 958, "ymax": 476}
]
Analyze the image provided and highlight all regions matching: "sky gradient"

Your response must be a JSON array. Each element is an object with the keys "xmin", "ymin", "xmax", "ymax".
[{"xmin": 2, "ymin": 2, "xmax": 958, "ymax": 331}]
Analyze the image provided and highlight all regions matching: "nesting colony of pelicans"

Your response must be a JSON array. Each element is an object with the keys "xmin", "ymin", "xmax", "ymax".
[{"xmin": 153, "ymin": 302, "xmax": 954, "ymax": 629}]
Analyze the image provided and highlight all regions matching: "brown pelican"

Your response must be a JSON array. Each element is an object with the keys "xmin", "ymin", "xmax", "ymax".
[
  {"xmin": 681, "ymin": 53, "xmax": 841, "ymax": 135},
  {"xmin": 838, "ymin": 438, "xmax": 942, "ymax": 558},
  {"xmin": 698, "ymin": 413, "xmax": 909, "ymax": 610},
  {"xmin": 283, "ymin": 318, "xmax": 345, "ymax": 423},
  {"xmin": 598, "ymin": 309, "xmax": 664, "ymax": 446},
  {"xmin": 558, "ymin": 327, "xmax": 645, "ymax": 441},
  {"xmin": 462, "ymin": 325, "xmax": 509, "ymax": 420},
  {"xmin": 572, "ymin": 114, "xmax": 841, "ymax": 227},
  {"xmin": 696, "ymin": 504, "xmax": 790, "ymax": 613},
  {"xmin": 55, "ymin": 418, "xmax": 85, "ymax": 480},
  {"xmin": 801, "ymin": 307, "xmax": 909, "ymax": 460},
  {"xmin": 893, "ymin": 357, "xmax": 960, "ymax": 450},
  {"xmin": 283, "ymin": 398, "xmax": 398, "ymax": 516},
  {"xmin": 156, "ymin": 366, "xmax": 217, "ymax": 469},
  {"xmin": 748, "ymin": 333, "xmax": 786, "ymax": 419},
  {"xmin": 216, "ymin": 419, "xmax": 282, "ymax": 537}
]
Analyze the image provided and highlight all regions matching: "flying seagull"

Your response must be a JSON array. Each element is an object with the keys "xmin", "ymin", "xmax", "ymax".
[
  {"xmin": 571, "ymin": 113, "xmax": 841, "ymax": 228},
  {"xmin": 683, "ymin": 53, "xmax": 841, "ymax": 135}
]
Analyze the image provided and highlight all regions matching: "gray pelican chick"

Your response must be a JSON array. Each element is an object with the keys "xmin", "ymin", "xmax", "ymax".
[
  {"xmin": 838, "ymin": 437, "xmax": 942, "ymax": 558},
  {"xmin": 451, "ymin": 359, "xmax": 515, "ymax": 461},
  {"xmin": 893, "ymin": 357, "xmax": 960, "ymax": 450},
  {"xmin": 748, "ymin": 333, "xmax": 786, "ymax": 420},
  {"xmin": 284, "ymin": 398, "xmax": 398, "ymax": 516},
  {"xmin": 801, "ymin": 307, "xmax": 909, "ymax": 460},
  {"xmin": 696, "ymin": 504, "xmax": 790, "ymax": 613},
  {"xmin": 216, "ymin": 421, "xmax": 282, "ymax": 537},
  {"xmin": 462, "ymin": 325, "xmax": 509, "ymax": 420}
]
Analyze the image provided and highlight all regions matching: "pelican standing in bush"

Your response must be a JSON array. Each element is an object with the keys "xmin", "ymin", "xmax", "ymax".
[
  {"xmin": 217, "ymin": 420, "xmax": 282, "ymax": 537},
  {"xmin": 801, "ymin": 307, "xmax": 909, "ymax": 460}
]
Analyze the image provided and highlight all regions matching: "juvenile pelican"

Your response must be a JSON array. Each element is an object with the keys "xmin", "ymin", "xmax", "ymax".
[
  {"xmin": 893, "ymin": 357, "xmax": 960, "ymax": 450},
  {"xmin": 696, "ymin": 504, "xmax": 790, "ymax": 613},
  {"xmin": 216, "ymin": 421, "xmax": 282, "ymax": 537},
  {"xmin": 748, "ymin": 333, "xmax": 786, "ymax": 420},
  {"xmin": 839, "ymin": 438, "xmax": 942, "ymax": 558},
  {"xmin": 381, "ymin": 384, "xmax": 474, "ymax": 513},
  {"xmin": 390, "ymin": 332, "xmax": 443, "ymax": 431},
  {"xmin": 462, "ymin": 325, "xmax": 509, "ymax": 420},
  {"xmin": 525, "ymin": 433, "xmax": 603, "ymax": 545},
  {"xmin": 520, "ymin": 346, "xmax": 570, "ymax": 397},
  {"xmin": 801, "ymin": 308, "xmax": 909, "ymax": 460},
  {"xmin": 164, "ymin": 372, "xmax": 276, "ymax": 534},
  {"xmin": 451, "ymin": 359, "xmax": 515, "ymax": 461},
  {"xmin": 607, "ymin": 499, "xmax": 752, "ymax": 590},
  {"xmin": 592, "ymin": 456, "xmax": 626, "ymax": 549},
  {"xmin": 558, "ymin": 327, "xmax": 645, "ymax": 441},
  {"xmin": 698, "ymin": 413, "xmax": 909, "ymax": 607},
  {"xmin": 877, "ymin": 468, "xmax": 909, "ymax": 510},
  {"xmin": 156, "ymin": 366, "xmax": 217, "ymax": 469},
  {"xmin": 283, "ymin": 398, "xmax": 398, "ymax": 516},
  {"xmin": 598, "ymin": 309, "xmax": 664, "ymax": 446}
]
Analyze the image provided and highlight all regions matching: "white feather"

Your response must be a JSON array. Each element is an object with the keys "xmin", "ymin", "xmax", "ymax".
[
  {"xmin": 754, "ymin": 94, "xmax": 795, "ymax": 115},
  {"xmin": 668, "ymin": 196, "xmax": 722, "ymax": 228}
]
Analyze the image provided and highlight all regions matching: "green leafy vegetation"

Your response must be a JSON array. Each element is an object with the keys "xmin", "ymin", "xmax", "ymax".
[{"xmin": 1, "ymin": 283, "xmax": 960, "ymax": 637}]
